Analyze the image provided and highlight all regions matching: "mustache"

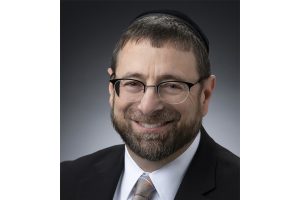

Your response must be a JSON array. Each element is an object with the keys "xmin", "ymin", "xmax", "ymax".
[{"xmin": 124, "ymin": 107, "xmax": 181, "ymax": 123}]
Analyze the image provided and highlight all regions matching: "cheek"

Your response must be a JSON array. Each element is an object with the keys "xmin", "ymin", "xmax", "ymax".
[
  {"xmin": 112, "ymin": 98, "xmax": 124, "ymax": 115},
  {"xmin": 113, "ymin": 98, "xmax": 133, "ymax": 118},
  {"xmin": 179, "ymin": 97, "xmax": 202, "ymax": 122},
  {"xmin": 173, "ymin": 105, "xmax": 192, "ymax": 124}
]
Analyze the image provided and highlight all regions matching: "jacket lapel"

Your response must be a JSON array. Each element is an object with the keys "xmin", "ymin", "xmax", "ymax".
[
  {"xmin": 77, "ymin": 145, "xmax": 125, "ymax": 200},
  {"xmin": 175, "ymin": 127, "xmax": 217, "ymax": 200}
]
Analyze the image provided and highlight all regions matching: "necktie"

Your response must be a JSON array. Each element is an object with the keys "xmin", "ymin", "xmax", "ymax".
[{"xmin": 132, "ymin": 174, "xmax": 156, "ymax": 200}]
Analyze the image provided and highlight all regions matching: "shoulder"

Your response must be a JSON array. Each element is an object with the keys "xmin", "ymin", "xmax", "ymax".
[
  {"xmin": 210, "ymin": 139, "xmax": 240, "ymax": 199},
  {"xmin": 61, "ymin": 144, "xmax": 125, "ymax": 173},
  {"xmin": 61, "ymin": 144, "xmax": 125, "ymax": 178},
  {"xmin": 214, "ymin": 142, "xmax": 240, "ymax": 179},
  {"xmin": 198, "ymin": 128, "xmax": 240, "ymax": 199},
  {"xmin": 200, "ymin": 128, "xmax": 239, "ymax": 177},
  {"xmin": 60, "ymin": 144, "xmax": 125, "ymax": 198}
]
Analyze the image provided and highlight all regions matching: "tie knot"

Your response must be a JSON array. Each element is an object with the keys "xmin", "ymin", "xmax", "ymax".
[{"xmin": 133, "ymin": 174, "xmax": 156, "ymax": 200}]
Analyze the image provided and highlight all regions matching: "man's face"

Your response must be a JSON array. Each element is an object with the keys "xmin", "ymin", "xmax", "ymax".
[{"xmin": 109, "ymin": 40, "xmax": 213, "ymax": 161}]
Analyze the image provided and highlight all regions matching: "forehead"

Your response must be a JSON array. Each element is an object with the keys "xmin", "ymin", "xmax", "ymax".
[{"xmin": 115, "ymin": 40, "xmax": 198, "ymax": 81}]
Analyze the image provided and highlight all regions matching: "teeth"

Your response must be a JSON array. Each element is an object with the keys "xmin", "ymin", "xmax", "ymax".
[{"xmin": 139, "ymin": 123, "xmax": 163, "ymax": 128}]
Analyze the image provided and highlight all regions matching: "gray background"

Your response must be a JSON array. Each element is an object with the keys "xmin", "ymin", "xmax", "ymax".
[{"xmin": 61, "ymin": 0, "xmax": 240, "ymax": 161}]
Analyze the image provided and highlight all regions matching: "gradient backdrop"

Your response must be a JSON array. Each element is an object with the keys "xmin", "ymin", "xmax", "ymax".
[{"xmin": 61, "ymin": 0, "xmax": 240, "ymax": 161}]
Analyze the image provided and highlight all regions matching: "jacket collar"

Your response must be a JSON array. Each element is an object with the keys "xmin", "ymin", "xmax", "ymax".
[{"xmin": 175, "ymin": 126, "xmax": 217, "ymax": 200}]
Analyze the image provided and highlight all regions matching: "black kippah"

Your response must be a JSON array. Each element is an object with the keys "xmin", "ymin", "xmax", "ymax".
[{"xmin": 133, "ymin": 9, "xmax": 210, "ymax": 54}]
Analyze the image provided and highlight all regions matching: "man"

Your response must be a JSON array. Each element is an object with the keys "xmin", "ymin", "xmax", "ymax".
[{"xmin": 61, "ymin": 10, "xmax": 239, "ymax": 200}]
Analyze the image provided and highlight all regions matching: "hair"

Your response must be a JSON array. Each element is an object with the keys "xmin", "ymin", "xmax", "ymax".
[{"xmin": 110, "ymin": 12, "xmax": 211, "ymax": 79}]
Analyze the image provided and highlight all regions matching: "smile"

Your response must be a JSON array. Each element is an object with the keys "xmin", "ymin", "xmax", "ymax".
[
  {"xmin": 138, "ymin": 122, "xmax": 165, "ymax": 128},
  {"xmin": 133, "ymin": 120, "xmax": 173, "ymax": 130}
]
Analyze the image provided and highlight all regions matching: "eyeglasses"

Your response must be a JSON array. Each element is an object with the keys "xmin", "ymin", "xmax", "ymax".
[{"xmin": 109, "ymin": 76, "xmax": 208, "ymax": 104}]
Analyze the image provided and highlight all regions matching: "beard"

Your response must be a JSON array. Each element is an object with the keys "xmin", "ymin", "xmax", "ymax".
[{"xmin": 111, "ymin": 102, "xmax": 202, "ymax": 161}]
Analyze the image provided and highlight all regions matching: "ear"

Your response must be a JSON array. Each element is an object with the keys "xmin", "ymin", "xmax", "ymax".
[
  {"xmin": 201, "ymin": 75, "xmax": 216, "ymax": 117},
  {"xmin": 107, "ymin": 67, "xmax": 114, "ymax": 107}
]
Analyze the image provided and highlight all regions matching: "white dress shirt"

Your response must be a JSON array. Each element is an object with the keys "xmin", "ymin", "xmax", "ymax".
[{"xmin": 113, "ymin": 133, "xmax": 200, "ymax": 200}]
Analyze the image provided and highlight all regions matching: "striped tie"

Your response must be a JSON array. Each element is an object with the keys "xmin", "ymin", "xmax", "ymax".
[{"xmin": 132, "ymin": 174, "xmax": 156, "ymax": 200}]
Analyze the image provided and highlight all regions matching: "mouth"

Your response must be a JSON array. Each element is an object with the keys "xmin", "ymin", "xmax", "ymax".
[{"xmin": 132, "ymin": 120, "xmax": 173, "ymax": 131}]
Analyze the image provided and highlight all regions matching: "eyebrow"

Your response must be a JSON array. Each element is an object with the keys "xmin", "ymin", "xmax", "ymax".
[
  {"xmin": 119, "ymin": 72, "xmax": 146, "ymax": 80},
  {"xmin": 117, "ymin": 72, "xmax": 188, "ymax": 82}
]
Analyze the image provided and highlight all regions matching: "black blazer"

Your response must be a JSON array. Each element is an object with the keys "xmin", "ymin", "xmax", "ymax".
[{"xmin": 61, "ymin": 127, "xmax": 240, "ymax": 200}]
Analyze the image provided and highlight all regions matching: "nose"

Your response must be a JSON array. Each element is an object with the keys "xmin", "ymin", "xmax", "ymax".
[{"xmin": 137, "ymin": 86, "xmax": 164, "ymax": 115}]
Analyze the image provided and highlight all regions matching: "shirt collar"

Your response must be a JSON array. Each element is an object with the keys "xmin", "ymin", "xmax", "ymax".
[
  {"xmin": 121, "ymin": 132, "xmax": 200, "ymax": 200},
  {"xmin": 119, "ymin": 147, "xmax": 145, "ymax": 200},
  {"xmin": 149, "ymin": 133, "xmax": 200, "ymax": 200}
]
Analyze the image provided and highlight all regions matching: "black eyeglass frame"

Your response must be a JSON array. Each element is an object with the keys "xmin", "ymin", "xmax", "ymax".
[{"xmin": 109, "ymin": 76, "xmax": 209, "ymax": 97}]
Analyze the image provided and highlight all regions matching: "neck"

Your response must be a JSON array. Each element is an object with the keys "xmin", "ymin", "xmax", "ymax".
[{"xmin": 126, "ymin": 139, "xmax": 195, "ymax": 172}]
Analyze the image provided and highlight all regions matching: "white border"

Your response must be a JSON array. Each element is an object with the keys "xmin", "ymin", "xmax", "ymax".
[
  {"xmin": 0, "ymin": 0, "xmax": 60, "ymax": 199},
  {"xmin": 241, "ymin": 0, "xmax": 300, "ymax": 199},
  {"xmin": 1, "ymin": 0, "xmax": 300, "ymax": 199}
]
